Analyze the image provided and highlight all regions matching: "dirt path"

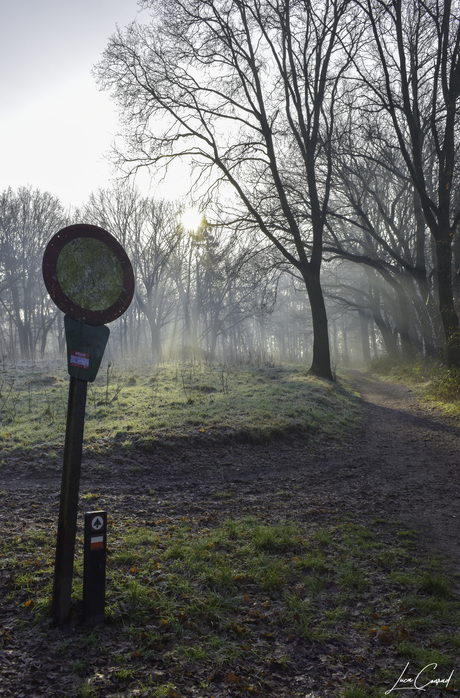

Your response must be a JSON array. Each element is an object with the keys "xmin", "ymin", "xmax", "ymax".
[
  {"xmin": 335, "ymin": 371, "xmax": 460, "ymax": 573},
  {"xmin": 100, "ymin": 369, "xmax": 460, "ymax": 576},
  {"xmin": 2, "ymin": 370, "xmax": 459, "ymax": 573}
]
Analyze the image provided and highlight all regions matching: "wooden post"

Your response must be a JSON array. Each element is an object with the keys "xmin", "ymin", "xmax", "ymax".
[
  {"xmin": 51, "ymin": 376, "xmax": 87, "ymax": 626},
  {"xmin": 83, "ymin": 511, "xmax": 107, "ymax": 626}
]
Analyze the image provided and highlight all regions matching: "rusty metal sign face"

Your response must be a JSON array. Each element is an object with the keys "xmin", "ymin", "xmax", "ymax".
[{"xmin": 42, "ymin": 224, "xmax": 134, "ymax": 325}]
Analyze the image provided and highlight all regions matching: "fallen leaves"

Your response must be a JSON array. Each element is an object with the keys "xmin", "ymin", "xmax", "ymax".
[{"xmin": 373, "ymin": 627, "xmax": 394, "ymax": 644}]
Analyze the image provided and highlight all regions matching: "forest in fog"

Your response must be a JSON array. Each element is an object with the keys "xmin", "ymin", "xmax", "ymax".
[
  {"xmin": 1, "ymin": 0, "xmax": 459, "ymax": 373},
  {"xmin": 0, "ymin": 180, "xmax": 443, "ymax": 368}
]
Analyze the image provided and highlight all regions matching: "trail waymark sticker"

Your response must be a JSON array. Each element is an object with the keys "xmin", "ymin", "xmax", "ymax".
[
  {"xmin": 91, "ymin": 516, "xmax": 104, "ymax": 531},
  {"xmin": 70, "ymin": 351, "xmax": 89, "ymax": 369},
  {"xmin": 90, "ymin": 536, "xmax": 104, "ymax": 550}
]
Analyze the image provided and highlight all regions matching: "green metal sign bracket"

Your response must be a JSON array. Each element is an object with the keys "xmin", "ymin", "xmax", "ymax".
[{"xmin": 64, "ymin": 316, "xmax": 110, "ymax": 383}]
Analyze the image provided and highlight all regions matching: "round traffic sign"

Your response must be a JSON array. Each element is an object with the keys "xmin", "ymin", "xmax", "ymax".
[{"xmin": 42, "ymin": 224, "xmax": 135, "ymax": 325}]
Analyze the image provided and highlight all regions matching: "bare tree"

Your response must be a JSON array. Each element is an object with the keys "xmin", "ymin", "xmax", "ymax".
[
  {"xmin": 132, "ymin": 198, "xmax": 181, "ymax": 361},
  {"xmin": 189, "ymin": 220, "xmax": 275, "ymax": 361},
  {"xmin": 325, "ymin": 139, "xmax": 442, "ymax": 359},
  {"xmin": 0, "ymin": 187, "xmax": 67, "ymax": 359},
  {"xmin": 95, "ymin": 0, "xmax": 360, "ymax": 379},
  {"xmin": 83, "ymin": 185, "xmax": 181, "ymax": 360},
  {"xmin": 82, "ymin": 183, "xmax": 146, "ymax": 354},
  {"xmin": 351, "ymin": 0, "xmax": 460, "ymax": 366}
]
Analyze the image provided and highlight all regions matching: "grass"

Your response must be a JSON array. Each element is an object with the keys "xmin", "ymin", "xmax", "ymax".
[
  {"xmin": 0, "ymin": 359, "xmax": 360, "ymax": 465},
  {"xmin": 369, "ymin": 355, "xmax": 460, "ymax": 416},
  {"xmin": 1, "ymin": 506, "xmax": 459, "ymax": 697},
  {"xmin": 1, "ymin": 356, "xmax": 459, "ymax": 695}
]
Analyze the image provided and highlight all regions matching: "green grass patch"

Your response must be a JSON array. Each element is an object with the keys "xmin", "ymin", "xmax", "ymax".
[
  {"xmin": 369, "ymin": 355, "xmax": 460, "ymax": 415},
  {"xmin": 1, "ymin": 508, "xmax": 459, "ymax": 697},
  {"xmin": 0, "ymin": 360, "xmax": 360, "ymax": 462}
]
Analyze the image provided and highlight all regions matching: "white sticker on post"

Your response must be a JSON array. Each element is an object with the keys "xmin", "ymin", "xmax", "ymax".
[{"xmin": 70, "ymin": 351, "xmax": 89, "ymax": 368}]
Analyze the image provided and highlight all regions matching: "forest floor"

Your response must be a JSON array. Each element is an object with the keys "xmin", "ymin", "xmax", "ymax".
[{"xmin": 1, "ymin": 370, "xmax": 460, "ymax": 697}]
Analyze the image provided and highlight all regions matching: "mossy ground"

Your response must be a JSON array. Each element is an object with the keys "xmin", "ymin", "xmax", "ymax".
[
  {"xmin": 1, "ymin": 487, "xmax": 459, "ymax": 697},
  {"xmin": 1, "ymin": 360, "xmax": 459, "ymax": 696},
  {"xmin": 0, "ymin": 360, "xmax": 360, "ymax": 465}
]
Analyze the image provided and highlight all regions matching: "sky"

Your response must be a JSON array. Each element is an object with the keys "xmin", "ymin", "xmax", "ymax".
[{"xmin": 0, "ymin": 0, "xmax": 189, "ymax": 210}]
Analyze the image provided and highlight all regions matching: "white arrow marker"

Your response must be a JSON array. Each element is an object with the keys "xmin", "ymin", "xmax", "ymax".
[{"xmin": 91, "ymin": 516, "xmax": 104, "ymax": 531}]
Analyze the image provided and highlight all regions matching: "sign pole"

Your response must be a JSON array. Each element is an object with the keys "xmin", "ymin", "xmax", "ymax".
[
  {"xmin": 43, "ymin": 224, "xmax": 135, "ymax": 627},
  {"xmin": 51, "ymin": 376, "xmax": 88, "ymax": 626}
]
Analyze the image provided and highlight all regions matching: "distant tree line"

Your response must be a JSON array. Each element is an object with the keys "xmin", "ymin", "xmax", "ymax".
[
  {"xmin": 0, "ymin": 180, "xmax": 445, "ymax": 369},
  {"xmin": 0, "ymin": 187, "xmax": 69, "ymax": 361},
  {"xmin": 0, "ymin": 183, "xmax": 377, "ymax": 366},
  {"xmin": 0, "ymin": 184, "xmax": 308, "ymax": 364}
]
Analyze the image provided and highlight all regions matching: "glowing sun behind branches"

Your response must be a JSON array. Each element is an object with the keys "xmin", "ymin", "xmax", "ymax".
[{"xmin": 181, "ymin": 208, "xmax": 203, "ymax": 232}]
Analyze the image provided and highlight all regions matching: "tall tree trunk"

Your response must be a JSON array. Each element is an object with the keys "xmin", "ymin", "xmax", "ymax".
[
  {"xmin": 303, "ymin": 270, "xmax": 333, "ymax": 380},
  {"xmin": 435, "ymin": 237, "xmax": 460, "ymax": 367},
  {"xmin": 341, "ymin": 318, "xmax": 349, "ymax": 367},
  {"xmin": 367, "ymin": 278, "xmax": 398, "ymax": 356},
  {"xmin": 149, "ymin": 320, "xmax": 162, "ymax": 363},
  {"xmin": 359, "ymin": 311, "xmax": 371, "ymax": 365},
  {"xmin": 394, "ymin": 284, "xmax": 414, "ymax": 361}
]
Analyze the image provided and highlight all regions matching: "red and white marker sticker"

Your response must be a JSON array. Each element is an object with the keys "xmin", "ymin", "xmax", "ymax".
[
  {"xmin": 90, "ymin": 536, "xmax": 104, "ymax": 550},
  {"xmin": 70, "ymin": 351, "xmax": 89, "ymax": 369}
]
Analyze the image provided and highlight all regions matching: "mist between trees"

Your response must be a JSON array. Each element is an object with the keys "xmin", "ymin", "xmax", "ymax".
[
  {"xmin": 0, "ymin": 180, "xmax": 448, "ymax": 369},
  {"xmin": 2, "ymin": 0, "xmax": 460, "ymax": 372}
]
